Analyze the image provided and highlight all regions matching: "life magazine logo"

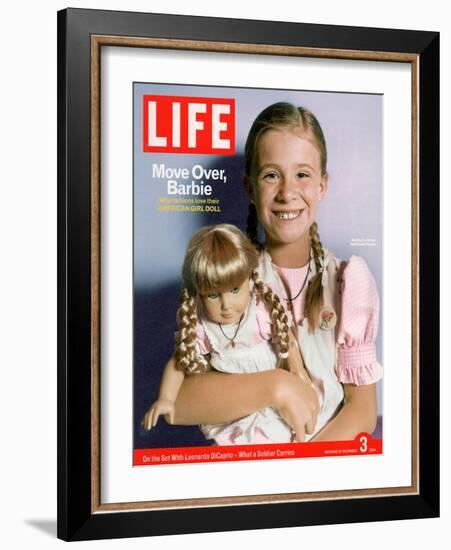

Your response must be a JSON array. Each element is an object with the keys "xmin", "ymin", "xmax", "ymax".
[{"xmin": 143, "ymin": 95, "xmax": 235, "ymax": 155}]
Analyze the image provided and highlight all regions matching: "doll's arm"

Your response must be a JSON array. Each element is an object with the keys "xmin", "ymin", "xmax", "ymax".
[
  {"xmin": 287, "ymin": 329, "xmax": 312, "ymax": 385},
  {"xmin": 309, "ymin": 383, "xmax": 377, "ymax": 442},
  {"xmin": 142, "ymin": 357, "xmax": 185, "ymax": 430}
]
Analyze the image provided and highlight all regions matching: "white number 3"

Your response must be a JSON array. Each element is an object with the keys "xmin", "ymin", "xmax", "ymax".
[{"xmin": 359, "ymin": 436, "xmax": 368, "ymax": 453}]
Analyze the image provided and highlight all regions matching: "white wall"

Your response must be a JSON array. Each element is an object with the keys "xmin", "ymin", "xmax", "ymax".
[{"xmin": 0, "ymin": 1, "xmax": 448, "ymax": 548}]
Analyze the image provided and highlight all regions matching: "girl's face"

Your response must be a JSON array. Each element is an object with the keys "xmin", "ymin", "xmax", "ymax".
[
  {"xmin": 199, "ymin": 278, "xmax": 250, "ymax": 325},
  {"xmin": 251, "ymin": 128, "xmax": 328, "ymax": 249}
]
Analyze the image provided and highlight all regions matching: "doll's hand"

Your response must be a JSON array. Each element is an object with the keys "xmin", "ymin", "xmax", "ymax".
[
  {"xmin": 272, "ymin": 370, "xmax": 320, "ymax": 442},
  {"xmin": 142, "ymin": 399, "xmax": 175, "ymax": 430}
]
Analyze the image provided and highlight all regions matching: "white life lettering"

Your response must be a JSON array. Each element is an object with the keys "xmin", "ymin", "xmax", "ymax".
[
  {"xmin": 147, "ymin": 101, "xmax": 167, "ymax": 147},
  {"xmin": 188, "ymin": 103, "xmax": 207, "ymax": 148}
]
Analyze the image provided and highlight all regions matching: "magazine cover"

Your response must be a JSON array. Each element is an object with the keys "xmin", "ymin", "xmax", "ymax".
[{"xmin": 133, "ymin": 83, "xmax": 383, "ymax": 467}]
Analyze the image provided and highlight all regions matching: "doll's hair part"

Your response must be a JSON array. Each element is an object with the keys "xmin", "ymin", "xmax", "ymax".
[
  {"xmin": 175, "ymin": 224, "xmax": 259, "ymax": 374},
  {"xmin": 251, "ymin": 270, "xmax": 290, "ymax": 370},
  {"xmin": 182, "ymin": 224, "xmax": 259, "ymax": 296}
]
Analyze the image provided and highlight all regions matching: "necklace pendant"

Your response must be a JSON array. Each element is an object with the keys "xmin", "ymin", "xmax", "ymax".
[{"xmin": 219, "ymin": 314, "xmax": 244, "ymax": 347}]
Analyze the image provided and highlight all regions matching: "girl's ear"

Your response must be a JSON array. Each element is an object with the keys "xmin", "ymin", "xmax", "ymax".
[
  {"xmin": 319, "ymin": 174, "xmax": 329, "ymax": 200},
  {"xmin": 243, "ymin": 176, "xmax": 254, "ymax": 203}
]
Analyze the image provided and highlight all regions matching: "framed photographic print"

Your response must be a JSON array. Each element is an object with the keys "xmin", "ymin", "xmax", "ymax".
[{"xmin": 57, "ymin": 7, "xmax": 439, "ymax": 541}]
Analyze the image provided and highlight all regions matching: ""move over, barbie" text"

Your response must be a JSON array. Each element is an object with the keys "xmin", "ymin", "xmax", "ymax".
[{"xmin": 153, "ymin": 162, "xmax": 228, "ymax": 196}]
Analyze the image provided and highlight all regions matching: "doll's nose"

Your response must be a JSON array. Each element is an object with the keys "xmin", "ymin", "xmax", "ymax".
[{"xmin": 220, "ymin": 295, "xmax": 232, "ymax": 310}]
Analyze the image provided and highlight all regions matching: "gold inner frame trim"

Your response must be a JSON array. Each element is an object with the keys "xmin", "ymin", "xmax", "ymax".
[{"xmin": 90, "ymin": 35, "xmax": 420, "ymax": 514}]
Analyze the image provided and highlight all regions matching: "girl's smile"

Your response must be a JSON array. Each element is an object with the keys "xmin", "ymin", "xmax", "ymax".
[
  {"xmin": 252, "ymin": 128, "xmax": 328, "ymax": 250},
  {"xmin": 272, "ymin": 208, "xmax": 305, "ymax": 221}
]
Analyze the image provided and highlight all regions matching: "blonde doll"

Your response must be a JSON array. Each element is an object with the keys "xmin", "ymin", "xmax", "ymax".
[{"xmin": 142, "ymin": 223, "xmax": 311, "ymax": 445}]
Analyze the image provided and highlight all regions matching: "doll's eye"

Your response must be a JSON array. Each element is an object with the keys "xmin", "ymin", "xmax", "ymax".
[
  {"xmin": 230, "ymin": 287, "xmax": 240, "ymax": 294},
  {"xmin": 207, "ymin": 292, "xmax": 219, "ymax": 300}
]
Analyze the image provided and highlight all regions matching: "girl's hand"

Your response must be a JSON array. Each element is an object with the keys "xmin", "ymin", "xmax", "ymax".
[
  {"xmin": 272, "ymin": 370, "xmax": 320, "ymax": 442},
  {"xmin": 142, "ymin": 399, "xmax": 175, "ymax": 430},
  {"xmin": 289, "ymin": 363, "xmax": 312, "ymax": 385},
  {"xmin": 287, "ymin": 328, "xmax": 312, "ymax": 385}
]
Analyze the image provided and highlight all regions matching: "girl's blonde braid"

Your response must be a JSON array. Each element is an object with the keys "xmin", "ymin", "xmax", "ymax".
[
  {"xmin": 305, "ymin": 222, "xmax": 326, "ymax": 332},
  {"xmin": 251, "ymin": 270, "xmax": 290, "ymax": 370},
  {"xmin": 175, "ymin": 288, "xmax": 209, "ymax": 374}
]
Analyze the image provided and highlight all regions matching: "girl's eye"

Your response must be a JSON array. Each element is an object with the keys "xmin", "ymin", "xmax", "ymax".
[
  {"xmin": 297, "ymin": 171, "xmax": 309, "ymax": 179},
  {"xmin": 262, "ymin": 171, "xmax": 279, "ymax": 181},
  {"xmin": 230, "ymin": 287, "xmax": 240, "ymax": 294},
  {"xmin": 207, "ymin": 292, "xmax": 219, "ymax": 300}
]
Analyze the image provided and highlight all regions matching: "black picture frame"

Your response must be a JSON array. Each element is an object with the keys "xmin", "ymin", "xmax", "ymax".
[{"xmin": 57, "ymin": 7, "xmax": 439, "ymax": 542}]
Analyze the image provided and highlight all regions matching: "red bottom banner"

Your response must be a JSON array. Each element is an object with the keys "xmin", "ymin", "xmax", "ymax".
[{"xmin": 134, "ymin": 433, "xmax": 382, "ymax": 466}]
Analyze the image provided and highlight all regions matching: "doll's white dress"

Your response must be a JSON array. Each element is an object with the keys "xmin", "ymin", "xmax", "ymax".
[{"xmin": 198, "ymin": 292, "xmax": 293, "ymax": 445}]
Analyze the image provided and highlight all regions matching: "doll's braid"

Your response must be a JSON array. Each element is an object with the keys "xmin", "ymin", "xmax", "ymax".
[
  {"xmin": 305, "ymin": 222, "xmax": 325, "ymax": 332},
  {"xmin": 175, "ymin": 288, "xmax": 209, "ymax": 374},
  {"xmin": 251, "ymin": 270, "xmax": 290, "ymax": 370}
]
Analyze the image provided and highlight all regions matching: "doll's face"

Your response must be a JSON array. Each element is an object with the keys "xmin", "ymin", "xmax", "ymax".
[
  {"xmin": 250, "ymin": 128, "xmax": 328, "ymax": 249},
  {"xmin": 199, "ymin": 278, "xmax": 251, "ymax": 325}
]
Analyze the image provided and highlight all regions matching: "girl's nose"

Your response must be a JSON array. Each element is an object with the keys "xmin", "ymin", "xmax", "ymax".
[{"xmin": 276, "ymin": 175, "xmax": 297, "ymax": 202}]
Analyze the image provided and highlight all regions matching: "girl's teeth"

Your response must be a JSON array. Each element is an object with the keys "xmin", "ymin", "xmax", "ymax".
[{"xmin": 277, "ymin": 211, "xmax": 299, "ymax": 220}]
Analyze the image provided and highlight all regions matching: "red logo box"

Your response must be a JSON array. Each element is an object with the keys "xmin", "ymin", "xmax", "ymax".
[{"xmin": 143, "ymin": 95, "xmax": 235, "ymax": 155}]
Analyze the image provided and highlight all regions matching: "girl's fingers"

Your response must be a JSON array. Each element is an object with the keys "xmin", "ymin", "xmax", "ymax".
[
  {"xmin": 294, "ymin": 425, "xmax": 305, "ymax": 443},
  {"xmin": 305, "ymin": 417, "xmax": 316, "ymax": 435},
  {"xmin": 307, "ymin": 407, "xmax": 319, "ymax": 434},
  {"xmin": 287, "ymin": 416, "xmax": 305, "ymax": 442}
]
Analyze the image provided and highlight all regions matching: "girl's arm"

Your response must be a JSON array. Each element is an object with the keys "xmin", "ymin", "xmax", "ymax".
[
  {"xmin": 316, "ymin": 256, "xmax": 380, "ymax": 441},
  {"xmin": 159, "ymin": 357, "xmax": 185, "ymax": 402},
  {"xmin": 173, "ymin": 360, "xmax": 320, "ymax": 442},
  {"xmin": 310, "ymin": 383, "xmax": 377, "ymax": 442},
  {"xmin": 287, "ymin": 329, "xmax": 311, "ymax": 384},
  {"xmin": 142, "ymin": 357, "xmax": 185, "ymax": 429}
]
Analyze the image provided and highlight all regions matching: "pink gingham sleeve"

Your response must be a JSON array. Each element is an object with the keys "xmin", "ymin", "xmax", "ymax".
[{"xmin": 336, "ymin": 256, "xmax": 383, "ymax": 385}]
